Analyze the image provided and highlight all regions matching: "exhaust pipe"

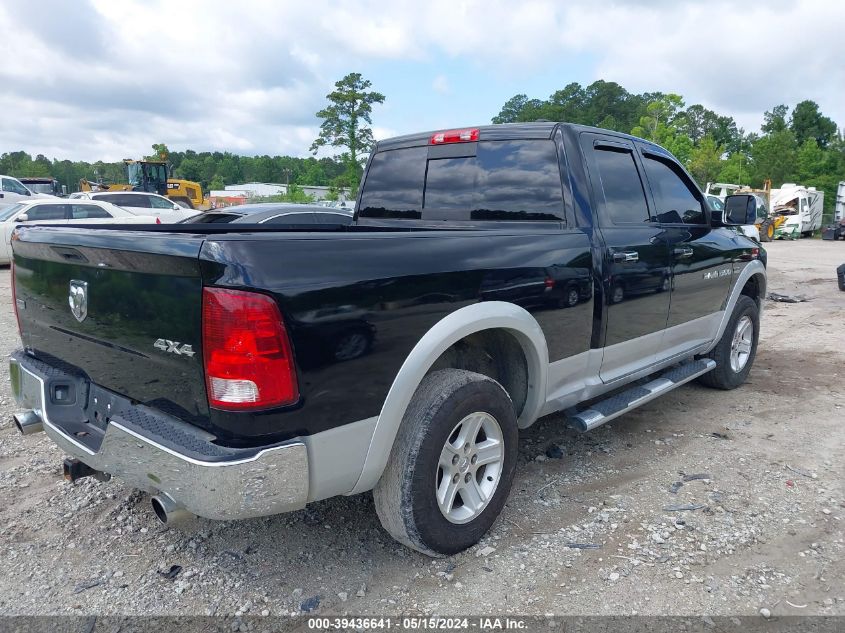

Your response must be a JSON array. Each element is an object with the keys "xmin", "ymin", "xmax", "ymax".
[
  {"xmin": 13, "ymin": 410, "xmax": 43, "ymax": 435},
  {"xmin": 150, "ymin": 493, "xmax": 196, "ymax": 529}
]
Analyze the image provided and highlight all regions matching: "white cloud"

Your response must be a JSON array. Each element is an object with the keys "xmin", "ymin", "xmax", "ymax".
[
  {"xmin": 432, "ymin": 75, "xmax": 450, "ymax": 95},
  {"xmin": 0, "ymin": 0, "xmax": 842, "ymax": 161}
]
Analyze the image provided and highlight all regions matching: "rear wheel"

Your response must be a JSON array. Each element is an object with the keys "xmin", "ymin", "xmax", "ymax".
[
  {"xmin": 172, "ymin": 197, "xmax": 194, "ymax": 209},
  {"xmin": 611, "ymin": 283, "xmax": 625, "ymax": 304},
  {"xmin": 565, "ymin": 286, "xmax": 580, "ymax": 307},
  {"xmin": 698, "ymin": 295, "xmax": 759, "ymax": 390},
  {"xmin": 373, "ymin": 369, "xmax": 518, "ymax": 556}
]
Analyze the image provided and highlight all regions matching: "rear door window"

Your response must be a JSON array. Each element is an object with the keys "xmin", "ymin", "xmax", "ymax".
[
  {"xmin": 98, "ymin": 193, "xmax": 151, "ymax": 208},
  {"xmin": 71, "ymin": 204, "xmax": 112, "ymax": 219},
  {"xmin": 641, "ymin": 154, "xmax": 706, "ymax": 225},
  {"xmin": 592, "ymin": 147, "xmax": 651, "ymax": 224},
  {"xmin": 149, "ymin": 195, "xmax": 175, "ymax": 209}
]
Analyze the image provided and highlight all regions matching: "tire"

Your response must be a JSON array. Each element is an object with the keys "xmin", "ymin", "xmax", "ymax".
[
  {"xmin": 698, "ymin": 295, "xmax": 759, "ymax": 390},
  {"xmin": 172, "ymin": 197, "xmax": 194, "ymax": 209},
  {"xmin": 373, "ymin": 369, "xmax": 518, "ymax": 556},
  {"xmin": 565, "ymin": 286, "xmax": 580, "ymax": 308},
  {"xmin": 332, "ymin": 329, "xmax": 372, "ymax": 361},
  {"xmin": 759, "ymin": 219, "xmax": 773, "ymax": 242},
  {"xmin": 611, "ymin": 283, "xmax": 625, "ymax": 304}
]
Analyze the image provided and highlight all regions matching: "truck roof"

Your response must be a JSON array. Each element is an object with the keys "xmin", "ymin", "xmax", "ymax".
[{"xmin": 375, "ymin": 122, "xmax": 664, "ymax": 152}]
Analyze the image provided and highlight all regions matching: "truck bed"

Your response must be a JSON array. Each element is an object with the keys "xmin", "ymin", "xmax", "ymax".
[{"xmin": 12, "ymin": 222, "xmax": 594, "ymax": 445}]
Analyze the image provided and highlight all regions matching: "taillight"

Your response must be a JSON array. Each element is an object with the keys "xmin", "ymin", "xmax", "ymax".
[
  {"xmin": 202, "ymin": 287, "xmax": 299, "ymax": 410},
  {"xmin": 544, "ymin": 277, "xmax": 555, "ymax": 289},
  {"xmin": 429, "ymin": 128, "xmax": 479, "ymax": 145},
  {"xmin": 156, "ymin": 217, "xmax": 162, "ymax": 225}
]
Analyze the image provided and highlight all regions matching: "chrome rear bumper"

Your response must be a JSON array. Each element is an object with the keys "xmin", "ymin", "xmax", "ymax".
[{"xmin": 10, "ymin": 353, "xmax": 309, "ymax": 520}]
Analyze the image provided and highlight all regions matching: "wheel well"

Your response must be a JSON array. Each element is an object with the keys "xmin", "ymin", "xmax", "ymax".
[
  {"xmin": 740, "ymin": 273, "xmax": 766, "ymax": 307},
  {"xmin": 427, "ymin": 329, "xmax": 529, "ymax": 416}
]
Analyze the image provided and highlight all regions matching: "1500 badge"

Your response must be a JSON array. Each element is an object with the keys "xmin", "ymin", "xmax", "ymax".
[
  {"xmin": 703, "ymin": 268, "xmax": 731, "ymax": 280},
  {"xmin": 153, "ymin": 339, "xmax": 195, "ymax": 357}
]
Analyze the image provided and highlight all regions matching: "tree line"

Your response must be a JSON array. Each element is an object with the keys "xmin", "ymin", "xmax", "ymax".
[
  {"xmin": 2, "ymin": 76, "xmax": 842, "ymax": 215},
  {"xmin": 0, "ymin": 149, "xmax": 351, "ymax": 195},
  {"xmin": 494, "ymin": 80, "xmax": 843, "ymax": 213}
]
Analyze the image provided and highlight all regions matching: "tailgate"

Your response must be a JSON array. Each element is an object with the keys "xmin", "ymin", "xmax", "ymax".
[{"xmin": 12, "ymin": 226, "xmax": 211, "ymax": 423}]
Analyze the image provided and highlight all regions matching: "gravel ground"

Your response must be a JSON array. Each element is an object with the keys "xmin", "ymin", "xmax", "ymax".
[{"xmin": 0, "ymin": 239, "xmax": 842, "ymax": 618}]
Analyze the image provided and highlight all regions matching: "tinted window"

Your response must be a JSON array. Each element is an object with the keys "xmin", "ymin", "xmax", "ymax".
[
  {"xmin": 593, "ymin": 148, "xmax": 650, "ymax": 224},
  {"xmin": 706, "ymin": 195, "xmax": 724, "ymax": 212},
  {"xmin": 359, "ymin": 147, "xmax": 426, "ymax": 218},
  {"xmin": 258, "ymin": 213, "xmax": 317, "ymax": 224},
  {"xmin": 316, "ymin": 211, "xmax": 353, "ymax": 225},
  {"xmin": 360, "ymin": 141, "xmax": 563, "ymax": 221},
  {"xmin": 149, "ymin": 195, "xmax": 175, "ymax": 209},
  {"xmin": 25, "ymin": 204, "xmax": 68, "ymax": 220},
  {"xmin": 181, "ymin": 212, "xmax": 241, "ymax": 224},
  {"xmin": 642, "ymin": 155, "xmax": 706, "ymax": 224},
  {"xmin": 71, "ymin": 204, "xmax": 111, "ymax": 219},
  {"xmin": 98, "ymin": 193, "xmax": 151, "ymax": 208},
  {"xmin": 425, "ymin": 140, "xmax": 564, "ymax": 220}
]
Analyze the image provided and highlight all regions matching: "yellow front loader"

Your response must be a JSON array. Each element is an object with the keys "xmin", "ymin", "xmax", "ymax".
[{"xmin": 79, "ymin": 159, "xmax": 210, "ymax": 210}]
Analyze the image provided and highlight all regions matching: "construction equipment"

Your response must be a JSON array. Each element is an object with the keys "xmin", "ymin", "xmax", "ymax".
[
  {"xmin": 731, "ymin": 180, "xmax": 785, "ymax": 242},
  {"xmin": 79, "ymin": 159, "xmax": 209, "ymax": 210},
  {"xmin": 768, "ymin": 184, "xmax": 824, "ymax": 239}
]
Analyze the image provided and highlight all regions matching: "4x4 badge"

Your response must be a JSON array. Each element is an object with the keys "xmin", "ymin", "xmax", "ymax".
[
  {"xmin": 154, "ymin": 339, "xmax": 196, "ymax": 357},
  {"xmin": 68, "ymin": 280, "xmax": 88, "ymax": 323}
]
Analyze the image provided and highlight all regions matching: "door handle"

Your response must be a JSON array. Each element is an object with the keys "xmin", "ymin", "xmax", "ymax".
[
  {"xmin": 612, "ymin": 251, "xmax": 639, "ymax": 263},
  {"xmin": 673, "ymin": 247, "xmax": 694, "ymax": 259}
]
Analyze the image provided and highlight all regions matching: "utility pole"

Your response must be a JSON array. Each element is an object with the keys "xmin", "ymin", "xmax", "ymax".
[{"xmin": 282, "ymin": 168, "xmax": 291, "ymax": 197}]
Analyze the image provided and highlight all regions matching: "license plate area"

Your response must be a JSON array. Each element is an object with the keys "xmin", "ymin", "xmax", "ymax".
[{"xmin": 12, "ymin": 355, "xmax": 136, "ymax": 453}]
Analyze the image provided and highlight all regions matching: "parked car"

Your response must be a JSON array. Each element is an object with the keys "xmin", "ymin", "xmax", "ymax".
[
  {"xmin": 0, "ymin": 174, "xmax": 55, "ymax": 205},
  {"xmin": 9, "ymin": 122, "xmax": 766, "ymax": 557},
  {"xmin": 0, "ymin": 199, "xmax": 160, "ymax": 264},
  {"xmin": 180, "ymin": 203, "xmax": 353, "ymax": 225},
  {"xmin": 69, "ymin": 191, "xmax": 196, "ymax": 222}
]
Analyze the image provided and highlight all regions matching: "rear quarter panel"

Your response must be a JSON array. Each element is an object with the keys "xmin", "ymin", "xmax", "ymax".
[{"xmin": 200, "ymin": 227, "xmax": 594, "ymax": 442}]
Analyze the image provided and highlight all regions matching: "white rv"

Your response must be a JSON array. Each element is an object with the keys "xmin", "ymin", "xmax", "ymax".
[
  {"xmin": 835, "ymin": 181, "xmax": 844, "ymax": 223},
  {"xmin": 769, "ymin": 184, "xmax": 824, "ymax": 238}
]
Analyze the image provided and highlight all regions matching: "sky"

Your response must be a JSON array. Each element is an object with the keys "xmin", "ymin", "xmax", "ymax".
[{"xmin": 0, "ymin": 0, "xmax": 842, "ymax": 162}]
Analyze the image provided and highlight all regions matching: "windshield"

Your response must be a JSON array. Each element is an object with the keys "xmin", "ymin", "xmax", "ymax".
[
  {"xmin": 25, "ymin": 183, "xmax": 54, "ymax": 194},
  {"xmin": 0, "ymin": 203, "xmax": 26, "ymax": 221},
  {"xmin": 126, "ymin": 163, "xmax": 143, "ymax": 187}
]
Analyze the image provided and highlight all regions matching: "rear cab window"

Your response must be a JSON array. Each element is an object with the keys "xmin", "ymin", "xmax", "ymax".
[{"xmin": 359, "ymin": 138, "xmax": 565, "ymax": 223}]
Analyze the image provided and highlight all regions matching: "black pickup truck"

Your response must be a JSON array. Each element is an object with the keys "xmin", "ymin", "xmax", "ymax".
[{"xmin": 9, "ymin": 123, "xmax": 766, "ymax": 556}]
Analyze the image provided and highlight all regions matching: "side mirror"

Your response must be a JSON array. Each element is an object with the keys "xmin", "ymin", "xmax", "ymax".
[
  {"xmin": 723, "ymin": 194, "xmax": 756, "ymax": 225},
  {"xmin": 16, "ymin": 214, "xmax": 29, "ymax": 222}
]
